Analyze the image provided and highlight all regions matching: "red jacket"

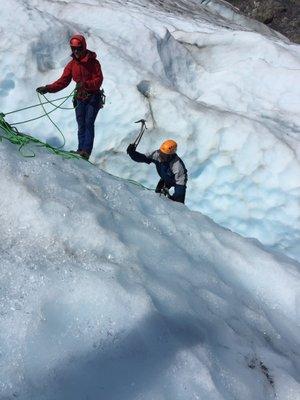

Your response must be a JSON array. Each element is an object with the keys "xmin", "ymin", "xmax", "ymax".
[{"xmin": 46, "ymin": 35, "xmax": 103, "ymax": 100}]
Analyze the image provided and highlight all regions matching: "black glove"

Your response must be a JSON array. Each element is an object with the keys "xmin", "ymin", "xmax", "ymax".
[
  {"xmin": 75, "ymin": 82, "xmax": 83, "ymax": 90},
  {"xmin": 127, "ymin": 143, "xmax": 137, "ymax": 154},
  {"xmin": 161, "ymin": 187, "xmax": 171, "ymax": 198},
  {"xmin": 36, "ymin": 86, "xmax": 48, "ymax": 95}
]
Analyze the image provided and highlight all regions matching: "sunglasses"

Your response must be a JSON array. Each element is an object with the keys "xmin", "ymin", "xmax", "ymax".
[{"xmin": 71, "ymin": 46, "xmax": 83, "ymax": 52}]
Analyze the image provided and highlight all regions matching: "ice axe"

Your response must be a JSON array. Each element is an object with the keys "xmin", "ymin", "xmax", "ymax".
[{"xmin": 132, "ymin": 119, "xmax": 147, "ymax": 148}]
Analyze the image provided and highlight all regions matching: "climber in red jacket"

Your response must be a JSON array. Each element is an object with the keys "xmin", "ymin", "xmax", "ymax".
[{"xmin": 37, "ymin": 35, "xmax": 104, "ymax": 160}]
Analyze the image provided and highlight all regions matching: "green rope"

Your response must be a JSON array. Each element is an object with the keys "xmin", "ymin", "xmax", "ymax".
[
  {"xmin": 103, "ymin": 168, "xmax": 153, "ymax": 191},
  {"xmin": 11, "ymin": 90, "xmax": 75, "ymax": 125},
  {"xmin": 0, "ymin": 117, "xmax": 153, "ymax": 188},
  {"xmin": 0, "ymin": 114, "xmax": 81, "ymax": 159},
  {"xmin": 0, "ymin": 90, "xmax": 77, "ymax": 154},
  {"xmin": 3, "ymin": 95, "xmax": 73, "ymax": 116},
  {"xmin": 126, "ymin": 178, "xmax": 153, "ymax": 191},
  {"xmin": 36, "ymin": 92, "xmax": 66, "ymax": 148},
  {"xmin": 42, "ymin": 93, "xmax": 76, "ymax": 110}
]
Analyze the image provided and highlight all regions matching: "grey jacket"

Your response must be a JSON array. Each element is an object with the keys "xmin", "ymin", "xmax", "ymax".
[
  {"xmin": 146, "ymin": 150, "xmax": 188, "ymax": 186},
  {"xmin": 127, "ymin": 146, "xmax": 188, "ymax": 203}
]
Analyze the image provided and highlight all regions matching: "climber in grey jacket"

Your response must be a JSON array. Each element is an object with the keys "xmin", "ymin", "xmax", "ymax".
[{"xmin": 127, "ymin": 139, "xmax": 188, "ymax": 204}]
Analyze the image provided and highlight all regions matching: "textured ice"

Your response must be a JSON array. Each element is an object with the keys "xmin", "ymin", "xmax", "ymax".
[
  {"xmin": 0, "ymin": 139, "xmax": 299, "ymax": 400},
  {"xmin": 1, "ymin": 0, "xmax": 299, "ymax": 265},
  {"xmin": 0, "ymin": 3, "xmax": 300, "ymax": 396},
  {"xmin": 1, "ymin": 0, "xmax": 299, "ymax": 261}
]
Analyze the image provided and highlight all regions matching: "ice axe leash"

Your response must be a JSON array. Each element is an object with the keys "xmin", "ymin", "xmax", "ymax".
[{"xmin": 133, "ymin": 119, "xmax": 147, "ymax": 148}]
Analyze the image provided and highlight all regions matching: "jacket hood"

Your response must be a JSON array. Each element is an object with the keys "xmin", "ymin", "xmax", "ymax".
[
  {"xmin": 69, "ymin": 35, "xmax": 97, "ymax": 62},
  {"xmin": 70, "ymin": 34, "xmax": 87, "ymax": 51}
]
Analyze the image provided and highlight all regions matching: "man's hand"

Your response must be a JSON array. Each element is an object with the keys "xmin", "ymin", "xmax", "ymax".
[
  {"xmin": 161, "ymin": 187, "xmax": 171, "ymax": 198},
  {"xmin": 75, "ymin": 82, "xmax": 83, "ymax": 90},
  {"xmin": 127, "ymin": 143, "xmax": 137, "ymax": 154},
  {"xmin": 36, "ymin": 86, "xmax": 48, "ymax": 95}
]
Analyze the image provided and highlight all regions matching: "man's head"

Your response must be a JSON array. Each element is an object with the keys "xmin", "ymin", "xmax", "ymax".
[
  {"xmin": 159, "ymin": 139, "xmax": 177, "ymax": 161},
  {"xmin": 70, "ymin": 35, "xmax": 87, "ymax": 59}
]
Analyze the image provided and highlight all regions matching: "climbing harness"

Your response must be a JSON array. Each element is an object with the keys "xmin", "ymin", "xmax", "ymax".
[{"xmin": 72, "ymin": 88, "xmax": 106, "ymax": 110}]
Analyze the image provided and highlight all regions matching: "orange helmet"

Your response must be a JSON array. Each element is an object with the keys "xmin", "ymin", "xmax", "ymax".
[{"xmin": 159, "ymin": 139, "xmax": 177, "ymax": 155}]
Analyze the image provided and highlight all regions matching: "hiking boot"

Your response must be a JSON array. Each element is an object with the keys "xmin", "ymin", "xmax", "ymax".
[
  {"xmin": 70, "ymin": 150, "xmax": 82, "ymax": 154},
  {"xmin": 80, "ymin": 150, "xmax": 90, "ymax": 160}
]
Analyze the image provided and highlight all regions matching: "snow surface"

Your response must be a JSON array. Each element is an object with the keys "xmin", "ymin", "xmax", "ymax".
[
  {"xmin": 0, "ymin": 1, "xmax": 300, "ymax": 396},
  {"xmin": 0, "ymin": 0, "xmax": 299, "ymax": 261},
  {"xmin": 0, "ymin": 139, "xmax": 299, "ymax": 400}
]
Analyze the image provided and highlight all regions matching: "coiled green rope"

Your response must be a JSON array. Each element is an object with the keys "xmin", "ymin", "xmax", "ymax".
[
  {"xmin": 0, "ymin": 114, "xmax": 80, "ymax": 159},
  {"xmin": 0, "ymin": 91, "xmax": 80, "ymax": 158}
]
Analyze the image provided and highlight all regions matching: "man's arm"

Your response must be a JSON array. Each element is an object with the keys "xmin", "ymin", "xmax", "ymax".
[
  {"xmin": 127, "ymin": 144, "xmax": 152, "ymax": 164},
  {"xmin": 46, "ymin": 62, "xmax": 73, "ymax": 93}
]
